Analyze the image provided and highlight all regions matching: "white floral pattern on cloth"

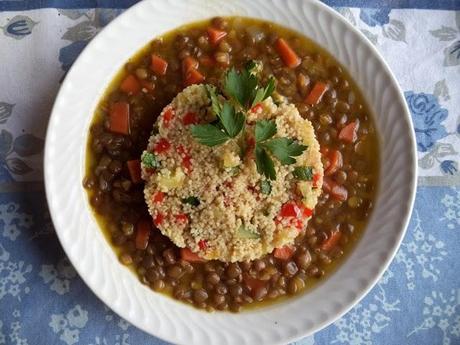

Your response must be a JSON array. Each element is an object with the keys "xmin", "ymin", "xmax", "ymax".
[
  {"xmin": 0, "ymin": 202, "xmax": 33, "ymax": 241},
  {"xmin": 327, "ymin": 276, "xmax": 400, "ymax": 345},
  {"xmin": 395, "ymin": 210, "xmax": 448, "ymax": 290},
  {"xmin": 0, "ymin": 244, "xmax": 31, "ymax": 301},
  {"xmin": 440, "ymin": 187, "xmax": 460, "ymax": 230},
  {"xmin": 39, "ymin": 257, "xmax": 77, "ymax": 295},
  {"xmin": 49, "ymin": 305, "xmax": 89, "ymax": 345},
  {"xmin": 408, "ymin": 289, "xmax": 460, "ymax": 345}
]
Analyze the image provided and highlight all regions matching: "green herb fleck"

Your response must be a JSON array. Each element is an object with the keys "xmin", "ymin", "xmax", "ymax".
[
  {"xmin": 141, "ymin": 152, "xmax": 159, "ymax": 168},
  {"xmin": 181, "ymin": 196, "xmax": 200, "ymax": 206},
  {"xmin": 260, "ymin": 180, "xmax": 272, "ymax": 195},
  {"xmin": 237, "ymin": 225, "xmax": 261, "ymax": 239},
  {"xmin": 293, "ymin": 166, "xmax": 313, "ymax": 180}
]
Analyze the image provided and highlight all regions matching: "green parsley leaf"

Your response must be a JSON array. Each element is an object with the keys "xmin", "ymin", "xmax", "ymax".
[
  {"xmin": 255, "ymin": 146, "xmax": 276, "ymax": 180},
  {"xmin": 182, "ymin": 196, "xmax": 200, "ymax": 206},
  {"xmin": 141, "ymin": 152, "xmax": 159, "ymax": 168},
  {"xmin": 218, "ymin": 102, "xmax": 245, "ymax": 138},
  {"xmin": 206, "ymin": 84, "xmax": 222, "ymax": 116},
  {"xmin": 260, "ymin": 180, "xmax": 272, "ymax": 195},
  {"xmin": 224, "ymin": 67, "xmax": 258, "ymax": 108},
  {"xmin": 191, "ymin": 124, "xmax": 230, "ymax": 147},
  {"xmin": 262, "ymin": 138, "xmax": 307, "ymax": 165},
  {"xmin": 251, "ymin": 77, "xmax": 276, "ymax": 107},
  {"xmin": 293, "ymin": 166, "xmax": 313, "ymax": 180},
  {"xmin": 255, "ymin": 120, "xmax": 277, "ymax": 143},
  {"xmin": 237, "ymin": 225, "xmax": 261, "ymax": 239}
]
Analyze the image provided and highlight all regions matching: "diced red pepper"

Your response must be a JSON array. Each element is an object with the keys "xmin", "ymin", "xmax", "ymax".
[
  {"xmin": 120, "ymin": 74, "xmax": 141, "ymax": 95},
  {"xmin": 313, "ymin": 173, "xmax": 321, "ymax": 188},
  {"xmin": 127, "ymin": 159, "xmax": 142, "ymax": 184},
  {"xmin": 207, "ymin": 27, "xmax": 227, "ymax": 45},
  {"xmin": 275, "ymin": 38, "xmax": 301, "ymax": 68},
  {"xmin": 280, "ymin": 201, "xmax": 301, "ymax": 218},
  {"xmin": 182, "ymin": 56, "xmax": 199, "ymax": 74},
  {"xmin": 151, "ymin": 54, "xmax": 168, "ymax": 75},
  {"xmin": 162, "ymin": 107, "xmax": 175, "ymax": 127},
  {"xmin": 135, "ymin": 219, "xmax": 151, "ymax": 250},
  {"xmin": 321, "ymin": 230, "xmax": 342, "ymax": 251},
  {"xmin": 153, "ymin": 213, "xmax": 165, "ymax": 227},
  {"xmin": 182, "ymin": 155, "xmax": 192, "ymax": 173},
  {"xmin": 153, "ymin": 191, "xmax": 165, "ymax": 204},
  {"xmin": 338, "ymin": 121, "xmax": 359, "ymax": 143},
  {"xmin": 273, "ymin": 245, "xmax": 295, "ymax": 260},
  {"xmin": 176, "ymin": 145, "xmax": 188, "ymax": 156},
  {"xmin": 305, "ymin": 81, "xmax": 328, "ymax": 105},
  {"xmin": 198, "ymin": 240, "xmax": 208, "ymax": 251},
  {"xmin": 324, "ymin": 150, "xmax": 343, "ymax": 176},
  {"xmin": 109, "ymin": 102, "xmax": 130, "ymax": 135},
  {"xmin": 301, "ymin": 205, "xmax": 313, "ymax": 218},
  {"xmin": 175, "ymin": 213, "xmax": 189, "ymax": 223},
  {"xmin": 184, "ymin": 68, "xmax": 205, "ymax": 86},
  {"xmin": 180, "ymin": 248, "xmax": 206, "ymax": 262},
  {"xmin": 250, "ymin": 103, "xmax": 263, "ymax": 113},
  {"xmin": 154, "ymin": 138, "xmax": 171, "ymax": 154},
  {"xmin": 182, "ymin": 111, "xmax": 199, "ymax": 125}
]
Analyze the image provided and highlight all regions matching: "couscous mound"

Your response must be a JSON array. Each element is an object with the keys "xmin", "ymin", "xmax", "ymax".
[{"xmin": 141, "ymin": 84, "xmax": 323, "ymax": 262}]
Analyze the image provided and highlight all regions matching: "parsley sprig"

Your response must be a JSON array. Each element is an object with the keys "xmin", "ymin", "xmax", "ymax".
[
  {"xmin": 190, "ymin": 62, "xmax": 307, "ymax": 180},
  {"xmin": 254, "ymin": 120, "xmax": 307, "ymax": 180}
]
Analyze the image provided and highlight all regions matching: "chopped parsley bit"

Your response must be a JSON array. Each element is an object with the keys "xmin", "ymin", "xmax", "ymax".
[
  {"xmin": 260, "ymin": 180, "xmax": 272, "ymax": 195},
  {"xmin": 293, "ymin": 166, "xmax": 314, "ymax": 180},
  {"xmin": 141, "ymin": 152, "xmax": 159, "ymax": 168},
  {"xmin": 181, "ymin": 196, "xmax": 200, "ymax": 206},
  {"xmin": 237, "ymin": 225, "xmax": 261, "ymax": 239}
]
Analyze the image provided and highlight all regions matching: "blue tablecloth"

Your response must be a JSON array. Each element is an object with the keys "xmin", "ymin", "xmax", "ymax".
[{"xmin": 0, "ymin": 1, "xmax": 459, "ymax": 344}]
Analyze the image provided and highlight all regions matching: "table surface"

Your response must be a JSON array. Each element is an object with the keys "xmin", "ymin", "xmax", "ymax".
[{"xmin": 0, "ymin": 1, "xmax": 459, "ymax": 344}]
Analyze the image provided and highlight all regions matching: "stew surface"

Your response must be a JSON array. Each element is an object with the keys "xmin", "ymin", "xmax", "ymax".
[{"xmin": 84, "ymin": 17, "xmax": 379, "ymax": 312}]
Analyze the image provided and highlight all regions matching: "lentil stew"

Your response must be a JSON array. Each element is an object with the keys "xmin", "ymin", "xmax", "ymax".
[{"xmin": 83, "ymin": 17, "xmax": 379, "ymax": 312}]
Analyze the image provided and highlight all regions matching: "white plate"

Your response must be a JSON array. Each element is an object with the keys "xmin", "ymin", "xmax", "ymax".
[{"xmin": 44, "ymin": 0, "xmax": 417, "ymax": 344}]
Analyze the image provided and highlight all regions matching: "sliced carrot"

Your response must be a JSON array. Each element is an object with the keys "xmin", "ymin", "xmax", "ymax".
[
  {"xmin": 180, "ymin": 248, "xmax": 206, "ymax": 263},
  {"xmin": 339, "ymin": 121, "xmax": 360, "ymax": 143},
  {"xmin": 182, "ymin": 56, "xmax": 199, "ymax": 74},
  {"xmin": 120, "ymin": 74, "xmax": 141, "ymax": 95},
  {"xmin": 109, "ymin": 102, "xmax": 130, "ymax": 135},
  {"xmin": 184, "ymin": 68, "xmax": 205, "ymax": 86},
  {"xmin": 243, "ymin": 274, "xmax": 266, "ymax": 292},
  {"xmin": 275, "ymin": 38, "xmax": 301, "ymax": 68},
  {"xmin": 127, "ymin": 159, "xmax": 142, "ymax": 184},
  {"xmin": 151, "ymin": 54, "xmax": 168, "ymax": 75},
  {"xmin": 199, "ymin": 55, "xmax": 215, "ymax": 67},
  {"xmin": 273, "ymin": 245, "xmax": 295, "ymax": 260},
  {"xmin": 321, "ymin": 230, "xmax": 342, "ymax": 251},
  {"xmin": 207, "ymin": 27, "xmax": 227, "ymax": 45},
  {"xmin": 322, "ymin": 177, "xmax": 348, "ymax": 201},
  {"xmin": 135, "ymin": 219, "xmax": 151, "ymax": 250},
  {"xmin": 305, "ymin": 81, "xmax": 328, "ymax": 105},
  {"xmin": 324, "ymin": 150, "xmax": 343, "ymax": 176}
]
